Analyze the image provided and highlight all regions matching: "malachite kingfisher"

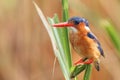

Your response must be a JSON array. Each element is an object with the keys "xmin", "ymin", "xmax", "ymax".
[{"xmin": 53, "ymin": 17, "xmax": 105, "ymax": 71}]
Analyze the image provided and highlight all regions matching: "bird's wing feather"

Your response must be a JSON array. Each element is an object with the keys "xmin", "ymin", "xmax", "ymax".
[{"xmin": 87, "ymin": 32, "xmax": 105, "ymax": 57}]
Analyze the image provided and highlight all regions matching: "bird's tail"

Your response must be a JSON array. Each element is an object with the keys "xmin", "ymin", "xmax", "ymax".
[{"xmin": 94, "ymin": 60, "xmax": 100, "ymax": 71}]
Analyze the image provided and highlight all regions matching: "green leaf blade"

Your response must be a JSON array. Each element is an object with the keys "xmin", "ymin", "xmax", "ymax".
[
  {"xmin": 84, "ymin": 64, "xmax": 92, "ymax": 80},
  {"xmin": 70, "ymin": 65, "xmax": 86, "ymax": 78},
  {"xmin": 62, "ymin": 0, "xmax": 72, "ymax": 70}
]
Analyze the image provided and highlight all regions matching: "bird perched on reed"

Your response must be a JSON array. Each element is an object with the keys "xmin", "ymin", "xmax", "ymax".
[{"xmin": 53, "ymin": 17, "xmax": 105, "ymax": 71}]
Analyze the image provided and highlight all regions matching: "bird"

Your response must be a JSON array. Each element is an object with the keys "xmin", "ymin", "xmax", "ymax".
[{"xmin": 53, "ymin": 17, "xmax": 105, "ymax": 71}]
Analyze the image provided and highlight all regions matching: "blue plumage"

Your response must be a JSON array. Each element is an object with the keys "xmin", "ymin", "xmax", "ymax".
[
  {"xmin": 87, "ymin": 32, "xmax": 105, "ymax": 57},
  {"xmin": 68, "ymin": 17, "xmax": 89, "ymax": 26},
  {"xmin": 87, "ymin": 32, "xmax": 95, "ymax": 39},
  {"xmin": 97, "ymin": 45, "xmax": 105, "ymax": 57}
]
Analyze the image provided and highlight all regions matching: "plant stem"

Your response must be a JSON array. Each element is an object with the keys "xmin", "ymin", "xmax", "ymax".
[
  {"xmin": 84, "ymin": 64, "xmax": 92, "ymax": 80},
  {"xmin": 61, "ymin": 0, "xmax": 72, "ymax": 71}
]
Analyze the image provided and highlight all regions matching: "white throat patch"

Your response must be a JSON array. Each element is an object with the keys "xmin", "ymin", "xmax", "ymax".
[
  {"xmin": 85, "ymin": 26, "xmax": 90, "ymax": 31},
  {"xmin": 69, "ymin": 27, "xmax": 78, "ymax": 32}
]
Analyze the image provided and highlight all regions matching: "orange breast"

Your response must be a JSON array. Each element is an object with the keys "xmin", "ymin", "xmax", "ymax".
[{"xmin": 69, "ymin": 27, "xmax": 100, "ymax": 59}]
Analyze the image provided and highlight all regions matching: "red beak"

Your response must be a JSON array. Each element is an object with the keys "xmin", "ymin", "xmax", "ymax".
[{"xmin": 53, "ymin": 22, "xmax": 73, "ymax": 27}]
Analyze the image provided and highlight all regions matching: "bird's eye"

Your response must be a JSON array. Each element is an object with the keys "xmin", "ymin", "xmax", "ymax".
[{"xmin": 73, "ymin": 20, "xmax": 79, "ymax": 25}]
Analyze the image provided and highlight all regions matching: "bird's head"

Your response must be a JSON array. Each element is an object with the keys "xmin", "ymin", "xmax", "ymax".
[{"xmin": 53, "ymin": 17, "xmax": 89, "ymax": 29}]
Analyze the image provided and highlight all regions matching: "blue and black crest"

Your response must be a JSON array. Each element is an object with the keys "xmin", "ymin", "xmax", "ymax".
[{"xmin": 68, "ymin": 17, "xmax": 89, "ymax": 27}]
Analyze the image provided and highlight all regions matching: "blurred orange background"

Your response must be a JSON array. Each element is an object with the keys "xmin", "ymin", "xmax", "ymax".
[{"xmin": 0, "ymin": 0, "xmax": 120, "ymax": 80}]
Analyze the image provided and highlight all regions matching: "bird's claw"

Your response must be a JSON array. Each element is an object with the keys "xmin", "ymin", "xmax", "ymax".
[
  {"xmin": 74, "ymin": 58, "xmax": 93, "ymax": 65},
  {"xmin": 74, "ymin": 58, "xmax": 84, "ymax": 65}
]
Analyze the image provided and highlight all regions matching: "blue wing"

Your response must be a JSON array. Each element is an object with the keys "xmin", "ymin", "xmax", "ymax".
[{"xmin": 87, "ymin": 32, "xmax": 105, "ymax": 57}]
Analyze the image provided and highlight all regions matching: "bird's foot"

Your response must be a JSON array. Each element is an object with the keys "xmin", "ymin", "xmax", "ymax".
[
  {"xmin": 84, "ymin": 58, "xmax": 93, "ymax": 64},
  {"xmin": 74, "ymin": 58, "xmax": 84, "ymax": 65},
  {"xmin": 74, "ymin": 58, "xmax": 93, "ymax": 65}
]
